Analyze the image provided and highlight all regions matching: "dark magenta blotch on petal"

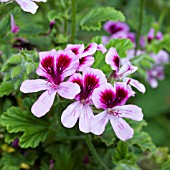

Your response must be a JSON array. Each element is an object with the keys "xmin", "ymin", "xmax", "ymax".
[{"xmin": 113, "ymin": 55, "xmax": 120, "ymax": 68}]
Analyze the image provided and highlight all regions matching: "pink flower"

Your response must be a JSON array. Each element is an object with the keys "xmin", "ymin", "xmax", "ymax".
[
  {"xmin": 20, "ymin": 49, "xmax": 80, "ymax": 117},
  {"xmin": 0, "ymin": 0, "xmax": 47, "ymax": 14},
  {"xmin": 65, "ymin": 43, "xmax": 106, "ymax": 71},
  {"xmin": 147, "ymin": 28, "xmax": 163, "ymax": 43},
  {"xmin": 105, "ymin": 47, "xmax": 146, "ymax": 93},
  {"xmin": 61, "ymin": 68, "xmax": 107, "ymax": 133},
  {"xmin": 10, "ymin": 14, "xmax": 19, "ymax": 34},
  {"xmin": 90, "ymin": 83, "xmax": 143, "ymax": 141}
]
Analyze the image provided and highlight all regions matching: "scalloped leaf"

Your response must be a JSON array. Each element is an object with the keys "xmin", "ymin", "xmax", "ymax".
[
  {"xmin": 80, "ymin": 7, "xmax": 125, "ymax": 31},
  {"xmin": 0, "ymin": 107, "xmax": 49, "ymax": 148},
  {"xmin": 0, "ymin": 82, "xmax": 14, "ymax": 97}
]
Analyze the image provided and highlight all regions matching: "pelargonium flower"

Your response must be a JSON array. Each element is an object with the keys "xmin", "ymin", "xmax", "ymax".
[
  {"xmin": 61, "ymin": 67, "xmax": 107, "ymax": 133},
  {"xmin": 20, "ymin": 49, "xmax": 80, "ymax": 117},
  {"xmin": 90, "ymin": 83, "xmax": 143, "ymax": 141},
  {"xmin": 147, "ymin": 50, "xmax": 169, "ymax": 88},
  {"xmin": 102, "ymin": 21, "xmax": 136, "ymax": 45},
  {"xmin": 105, "ymin": 47, "xmax": 146, "ymax": 93},
  {"xmin": 10, "ymin": 14, "xmax": 19, "ymax": 34},
  {"xmin": 0, "ymin": 0, "xmax": 47, "ymax": 14},
  {"xmin": 65, "ymin": 43, "xmax": 106, "ymax": 71}
]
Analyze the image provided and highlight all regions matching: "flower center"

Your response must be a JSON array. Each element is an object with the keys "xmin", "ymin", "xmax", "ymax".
[{"xmin": 107, "ymin": 108, "xmax": 121, "ymax": 117}]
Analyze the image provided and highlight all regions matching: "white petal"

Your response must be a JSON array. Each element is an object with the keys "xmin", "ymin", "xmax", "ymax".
[
  {"xmin": 110, "ymin": 116, "xmax": 134, "ymax": 141},
  {"xmin": 79, "ymin": 104, "xmax": 94, "ymax": 133},
  {"xmin": 78, "ymin": 56, "xmax": 94, "ymax": 71},
  {"xmin": 90, "ymin": 111, "xmax": 109, "ymax": 135},
  {"xmin": 61, "ymin": 101, "xmax": 81, "ymax": 128},
  {"xmin": 123, "ymin": 77, "xmax": 146, "ymax": 93},
  {"xmin": 97, "ymin": 44, "xmax": 107, "ymax": 54},
  {"xmin": 118, "ymin": 62, "xmax": 138, "ymax": 77},
  {"xmin": 113, "ymin": 105, "xmax": 143, "ymax": 121},
  {"xmin": 15, "ymin": 0, "xmax": 38, "ymax": 14},
  {"xmin": 31, "ymin": 89, "xmax": 56, "ymax": 117},
  {"xmin": 57, "ymin": 82, "xmax": 80, "ymax": 99},
  {"xmin": 81, "ymin": 43, "xmax": 97, "ymax": 57},
  {"xmin": 105, "ymin": 47, "xmax": 120, "ymax": 72},
  {"xmin": 20, "ymin": 79, "xmax": 50, "ymax": 93}
]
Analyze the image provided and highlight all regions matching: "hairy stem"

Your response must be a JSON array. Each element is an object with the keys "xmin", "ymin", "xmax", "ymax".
[
  {"xmin": 70, "ymin": 0, "xmax": 76, "ymax": 43},
  {"xmin": 135, "ymin": 0, "xmax": 145, "ymax": 55},
  {"xmin": 85, "ymin": 135, "xmax": 110, "ymax": 170}
]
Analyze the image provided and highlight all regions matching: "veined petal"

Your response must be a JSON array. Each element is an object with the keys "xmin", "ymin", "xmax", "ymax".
[
  {"xmin": 31, "ymin": 89, "xmax": 56, "ymax": 117},
  {"xmin": 110, "ymin": 116, "xmax": 134, "ymax": 141},
  {"xmin": 123, "ymin": 77, "xmax": 146, "ymax": 93},
  {"xmin": 97, "ymin": 44, "xmax": 107, "ymax": 54},
  {"xmin": 61, "ymin": 101, "xmax": 81, "ymax": 128},
  {"xmin": 90, "ymin": 111, "xmax": 109, "ymax": 135},
  {"xmin": 92, "ymin": 83, "xmax": 115, "ymax": 109},
  {"xmin": 118, "ymin": 62, "xmax": 138, "ymax": 77},
  {"xmin": 65, "ymin": 44, "xmax": 84, "ymax": 57},
  {"xmin": 82, "ymin": 68, "xmax": 107, "ymax": 99},
  {"xmin": 56, "ymin": 50, "xmax": 79, "ymax": 79},
  {"xmin": 57, "ymin": 82, "xmax": 80, "ymax": 99},
  {"xmin": 36, "ymin": 49, "xmax": 57, "ymax": 78},
  {"xmin": 15, "ymin": 0, "xmax": 38, "ymax": 14},
  {"xmin": 114, "ymin": 82, "xmax": 135, "ymax": 106},
  {"xmin": 105, "ymin": 47, "xmax": 120, "ymax": 72},
  {"xmin": 78, "ymin": 56, "xmax": 95, "ymax": 71},
  {"xmin": 79, "ymin": 104, "xmax": 94, "ymax": 133},
  {"xmin": 81, "ymin": 43, "xmax": 97, "ymax": 57},
  {"xmin": 20, "ymin": 79, "xmax": 50, "ymax": 93},
  {"xmin": 113, "ymin": 105, "xmax": 143, "ymax": 121}
]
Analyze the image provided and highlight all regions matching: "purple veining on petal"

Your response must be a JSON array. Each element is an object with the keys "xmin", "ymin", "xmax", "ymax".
[{"xmin": 113, "ymin": 55, "xmax": 120, "ymax": 69}]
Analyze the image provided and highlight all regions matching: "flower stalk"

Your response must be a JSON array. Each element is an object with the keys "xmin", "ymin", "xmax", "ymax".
[
  {"xmin": 71, "ymin": 0, "xmax": 76, "ymax": 43},
  {"xmin": 135, "ymin": 0, "xmax": 145, "ymax": 55},
  {"xmin": 85, "ymin": 135, "xmax": 110, "ymax": 170}
]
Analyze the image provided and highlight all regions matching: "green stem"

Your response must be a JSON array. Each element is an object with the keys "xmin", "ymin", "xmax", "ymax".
[
  {"xmin": 70, "ymin": 0, "xmax": 76, "ymax": 43},
  {"xmin": 135, "ymin": 0, "xmax": 145, "ymax": 55},
  {"xmin": 85, "ymin": 135, "xmax": 110, "ymax": 170}
]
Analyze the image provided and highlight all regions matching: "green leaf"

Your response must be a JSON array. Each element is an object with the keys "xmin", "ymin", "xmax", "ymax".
[
  {"xmin": 48, "ymin": 10, "xmax": 68, "ymax": 21},
  {"xmin": 90, "ymin": 36, "xmax": 102, "ymax": 44},
  {"xmin": 127, "ymin": 131, "xmax": 156, "ymax": 152},
  {"xmin": 106, "ymin": 39, "xmax": 134, "ymax": 58},
  {"xmin": 99, "ymin": 123, "xmax": 116, "ymax": 146},
  {"xmin": 0, "ymin": 82, "xmax": 14, "ymax": 97},
  {"xmin": 114, "ymin": 163, "xmax": 140, "ymax": 170},
  {"xmin": 25, "ymin": 63, "xmax": 34, "ymax": 75},
  {"xmin": 112, "ymin": 141, "xmax": 135, "ymax": 165},
  {"xmin": 0, "ymin": 14, "xmax": 10, "ymax": 37},
  {"xmin": 80, "ymin": 7, "xmax": 125, "ymax": 31},
  {"xmin": 11, "ymin": 66, "xmax": 23, "ymax": 78},
  {"xmin": 161, "ymin": 158, "xmax": 170, "ymax": 170},
  {"xmin": 0, "ymin": 107, "xmax": 49, "ymax": 148}
]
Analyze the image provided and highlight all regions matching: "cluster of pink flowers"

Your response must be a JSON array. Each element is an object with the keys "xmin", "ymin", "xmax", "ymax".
[
  {"xmin": 20, "ymin": 43, "xmax": 144, "ymax": 141},
  {"xmin": 102, "ymin": 20, "xmax": 169, "ymax": 88},
  {"xmin": 102, "ymin": 21, "xmax": 136, "ymax": 45}
]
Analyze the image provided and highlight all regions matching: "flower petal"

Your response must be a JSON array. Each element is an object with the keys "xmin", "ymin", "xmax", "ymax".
[
  {"xmin": 10, "ymin": 14, "xmax": 19, "ymax": 34},
  {"xmin": 147, "ymin": 28, "xmax": 155, "ymax": 43},
  {"xmin": 113, "ymin": 105, "xmax": 143, "ymax": 121},
  {"xmin": 105, "ymin": 47, "xmax": 120, "ymax": 72},
  {"xmin": 31, "ymin": 89, "xmax": 56, "ymax": 117},
  {"xmin": 81, "ymin": 43, "xmax": 97, "ymax": 57},
  {"xmin": 78, "ymin": 56, "xmax": 94, "ymax": 71},
  {"xmin": 33, "ymin": 0, "xmax": 47, "ymax": 2},
  {"xmin": 15, "ymin": 0, "xmax": 38, "ymax": 14},
  {"xmin": 20, "ymin": 79, "xmax": 50, "ymax": 93},
  {"xmin": 92, "ymin": 83, "xmax": 115, "ymax": 109},
  {"xmin": 118, "ymin": 62, "xmax": 138, "ymax": 77},
  {"xmin": 56, "ymin": 50, "xmax": 79, "ymax": 79},
  {"xmin": 61, "ymin": 101, "xmax": 81, "ymax": 128},
  {"xmin": 57, "ymin": 82, "xmax": 80, "ymax": 99},
  {"xmin": 123, "ymin": 77, "xmax": 146, "ymax": 93},
  {"xmin": 79, "ymin": 104, "xmax": 94, "ymax": 133},
  {"xmin": 110, "ymin": 116, "xmax": 134, "ymax": 141},
  {"xmin": 65, "ymin": 44, "xmax": 84, "ymax": 57},
  {"xmin": 97, "ymin": 44, "xmax": 107, "ymax": 54},
  {"xmin": 90, "ymin": 111, "xmax": 109, "ymax": 135},
  {"xmin": 36, "ymin": 49, "xmax": 57, "ymax": 78}
]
